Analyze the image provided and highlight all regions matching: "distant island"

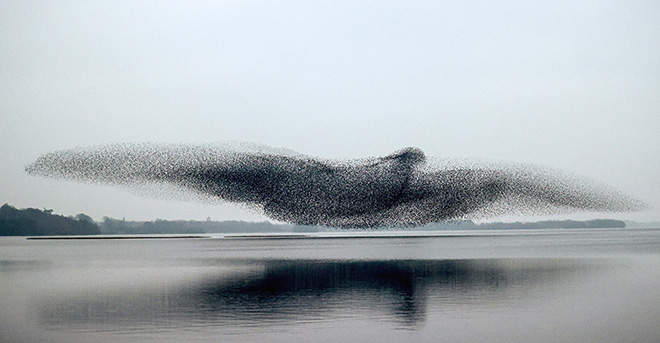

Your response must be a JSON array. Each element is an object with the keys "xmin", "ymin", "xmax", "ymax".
[{"xmin": 0, "ymin": 203, "xmax": 640, "ymax": 237}]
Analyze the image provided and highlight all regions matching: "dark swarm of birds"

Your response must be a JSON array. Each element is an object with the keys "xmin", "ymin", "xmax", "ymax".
[{"xmin": 26, "ymin": 143, "xmax": 646, "ymax": 228}]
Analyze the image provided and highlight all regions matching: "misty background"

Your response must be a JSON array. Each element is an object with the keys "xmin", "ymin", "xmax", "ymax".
[{"xmin": 1, "ymin": 1, "xmax": 659, "ymax": 223}]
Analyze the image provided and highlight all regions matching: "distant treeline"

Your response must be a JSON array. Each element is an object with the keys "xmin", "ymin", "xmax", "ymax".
[
  {"xmin": 480, "ymin": 219, "xmax": 625, "ymax": 229},
  {"xmin": 0, "ymin": 204, "xmax": 100, "ymax": 236},
  {"xmin": 418, "ymin": 219, "xmax": 626, "ymax": 230},
  {"xmin": 0, "ymin": 203, "xmax": 626, "ymax": 236},
  {"xmin": 99, "ymin": 217, "xmax": 319, "ymax": 234},
  {"xmin": 99, "ymin": 217, "xmax": 625, "ymax": 234}
]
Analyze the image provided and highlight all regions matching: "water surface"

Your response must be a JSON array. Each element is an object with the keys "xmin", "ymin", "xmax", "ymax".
[{"xmin": 1, "ymin": 228, "xmax": 659, "ymax": 342}]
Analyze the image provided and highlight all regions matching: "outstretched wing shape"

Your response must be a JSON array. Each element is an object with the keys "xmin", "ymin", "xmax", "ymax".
[{"xmin": 26, "ymin": 143, "xmax": 646, "ymax": 228}]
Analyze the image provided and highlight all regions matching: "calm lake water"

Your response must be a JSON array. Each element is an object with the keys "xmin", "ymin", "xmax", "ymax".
[{"xmin": 1, "ymin": 228, "xmax": 659, "ymax": 343}]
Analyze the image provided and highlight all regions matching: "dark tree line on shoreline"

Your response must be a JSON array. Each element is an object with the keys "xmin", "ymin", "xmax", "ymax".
[
  {"xmin": 1, "ymin": 203, "xmax": 626, "ymax": 236},
  {"xmin": 99, "ymin": 217, "xmax": 303, "ymax": 234},
  {"xmin": 420, "ymin": 219, "xmax": 626, "ymax": 230},
  {"xmin": 0, "ymin": 204, "xmax": 100, "ymax": 236}
]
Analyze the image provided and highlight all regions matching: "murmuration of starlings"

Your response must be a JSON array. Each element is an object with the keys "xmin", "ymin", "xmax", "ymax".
[{"xmin": 26, "ymin": 143, "xmax": 647, "ymax": 228}]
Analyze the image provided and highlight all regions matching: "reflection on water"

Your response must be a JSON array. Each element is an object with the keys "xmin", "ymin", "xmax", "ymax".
[
  {"xmin": 2, "ymin": 230, "xmax": 659, "ymax": 342},
  {"xmin": 38, "ymin": 259, "xmax": 594, "ymax": 331}
]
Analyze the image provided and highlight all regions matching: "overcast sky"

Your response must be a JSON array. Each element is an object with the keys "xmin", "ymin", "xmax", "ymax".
[{"xmin": 2, "ymin": 1, "xmax": 659, "ymax": 223}]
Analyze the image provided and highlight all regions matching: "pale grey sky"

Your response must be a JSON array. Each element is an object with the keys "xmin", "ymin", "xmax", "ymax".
[{"xmin": 2, "ymin": 1, "xmax": 659, "ymax": 222}]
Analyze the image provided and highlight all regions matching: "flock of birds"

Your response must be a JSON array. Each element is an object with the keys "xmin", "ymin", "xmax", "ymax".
[{"xmin": 26, "ymin": 142, "xmax": 646, "ymax": 228}]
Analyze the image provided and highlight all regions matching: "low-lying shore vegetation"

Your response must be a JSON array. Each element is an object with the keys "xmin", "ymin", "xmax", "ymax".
[{"xmin": 0, "ymin": 203, "xmax": 634, "ymax": 236}]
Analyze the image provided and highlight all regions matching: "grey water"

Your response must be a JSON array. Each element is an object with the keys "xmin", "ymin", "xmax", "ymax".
[{"xmin": 1, "ymin": 229, "xmax": 659, "ymax": 343}]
